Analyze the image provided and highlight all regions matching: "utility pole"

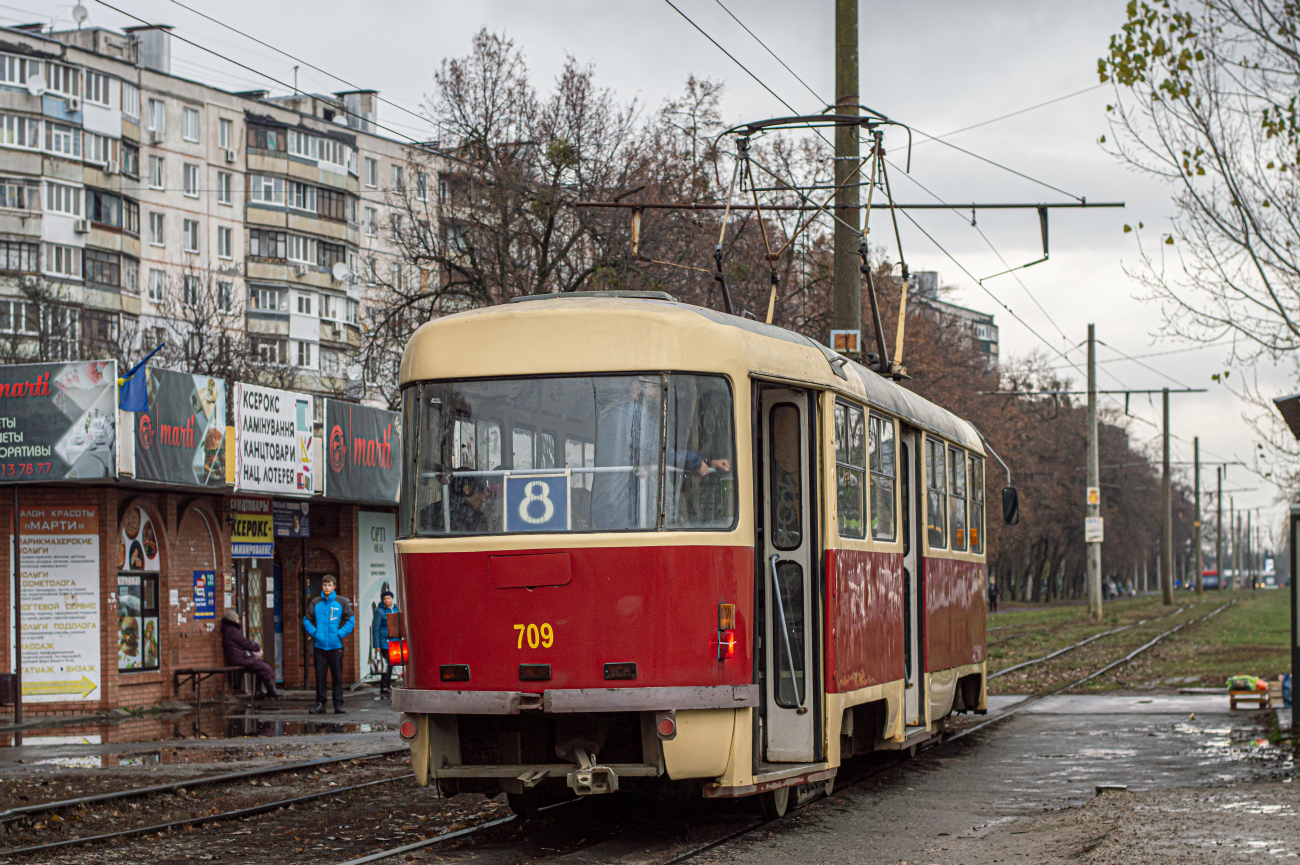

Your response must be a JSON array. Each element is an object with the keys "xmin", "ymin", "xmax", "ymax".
[
  {"xmin": 1231, "ymin": 501, "xmax": 1239, "ymax": 589},
  {"xmin": 1086, "ymin": 324, "xmax": 1102, "ymax": 621},
  {"xmin": 832, "ymin": 0, "xmax": 861, "ymax": 353},
  {"xmin": 1248, "ymin": 511, "xmax": 1255, "ymax": 591},
  {"xmin": 1216, "ymin": 467, "xmax": 1223, "ymax": 589},
  {"xmin": 1161, "ymin": 387, "xmax": 1174, "ymax": 604},
  {"xmin": 1194, "ymin": 437, "xmax": 1203, "ymax": 596}
]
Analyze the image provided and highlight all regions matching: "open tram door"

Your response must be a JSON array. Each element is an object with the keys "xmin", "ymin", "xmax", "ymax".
[
  {"xmin": 757, "ymin": 386, "xmax": 818, "ymax": 763},
  {"xmin": 899, "ymin": 425, "xmax": 925, "ymax": 731}
]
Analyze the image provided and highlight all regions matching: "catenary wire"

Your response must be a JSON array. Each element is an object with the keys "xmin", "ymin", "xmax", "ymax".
[
  {"xmin": 918, "ymin": 84, "xmax": 1107, "ymax": 143},
  {"xmin": 712, "ymin": 0, "xmax": 824, "ymax": 105}
]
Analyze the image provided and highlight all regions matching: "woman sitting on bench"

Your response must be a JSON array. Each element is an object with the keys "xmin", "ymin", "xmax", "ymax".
[{"xmin": 221, "ymin": 610, "xmax": 280, "ymax": 699}]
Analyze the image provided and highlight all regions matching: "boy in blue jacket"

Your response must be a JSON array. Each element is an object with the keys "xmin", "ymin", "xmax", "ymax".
[{"xmin": 304, "ymin": 574, "xmax": 354, "ymax": 714}]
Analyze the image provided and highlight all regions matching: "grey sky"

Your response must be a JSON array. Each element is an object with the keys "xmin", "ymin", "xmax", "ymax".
[{"xmin": 22, "ymin": 0, "xmax": 1289, "ymax": 536}]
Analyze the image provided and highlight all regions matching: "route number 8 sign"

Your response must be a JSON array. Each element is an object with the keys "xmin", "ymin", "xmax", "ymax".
[{"xmin": 504, "ymin": 473, "xmax": 571, "ymax": 532}]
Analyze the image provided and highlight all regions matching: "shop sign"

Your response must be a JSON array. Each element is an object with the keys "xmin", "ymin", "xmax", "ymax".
[
  {"xmin": 193, "ymin": 571, "xmax": 216, "ymax": 620},
  {"xmin": 0, "ymin": 360, "xmax": 116, "ymax": 481},
  {"xmin": 231, "ymin": 496, "xmax": 274, "ymax": 558},
  {"xmin": 357, "ymin": 511, "xmax": 397, "ymax": 679},
  {"xmin": 18, "ymin": 506, "xmax": 101, "ymax": 703},
  {"xmin": 234, "ymin": 383, "xmax": 314, "ymax": 497},
  {"xmin": 324, "ymin": 400, "xmax": 401, "ymax": 503},
  {"xmin": 134, "ymin": 369, "xmax": 226, "ymax": 487},
  {"xmin": 273, "ymin": 500, "xmax": 310, "ymax": 537}
]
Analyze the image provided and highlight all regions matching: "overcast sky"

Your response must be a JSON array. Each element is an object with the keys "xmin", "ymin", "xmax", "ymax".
[{"xmin": 22, "ymin": 0, "xmax": 1293, "ymax": 542}]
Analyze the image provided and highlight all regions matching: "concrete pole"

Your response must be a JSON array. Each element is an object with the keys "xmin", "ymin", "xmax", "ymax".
[
  {"xmin": 1216, "ymin": 467, "xmax": 1223, "ymax": 589},
  {"xmin": 1087, "ymin": 324, "xmax": 1102, "ymax": 620},
  {"xmin": 1161, "ymin": 388, "xmax": 1174, "ymax": 604},
  {"xmin": 832, "ymin": 0, "xmax": 861, "ymax": 352},
  {"xmin": 1232, "ymin": 501, "xmax": 1239, "ymax": 590},
  {"xmin": 1248, "ymin": 511, "xmax": 1255, "ymax": 592},
  {"xmin": 1194, "ymin": 437, "xmax": 1203, "ymax": 596}
]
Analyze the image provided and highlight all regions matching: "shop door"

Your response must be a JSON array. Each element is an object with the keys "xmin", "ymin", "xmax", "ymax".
[{"xmin": 760, "ymin": 388, "xmax": 815, "ymax": 762}]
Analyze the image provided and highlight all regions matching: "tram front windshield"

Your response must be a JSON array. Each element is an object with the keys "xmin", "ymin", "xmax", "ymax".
[{"xmin": 401, "ymin": 374, "xmax": 736, "ymax": 536}]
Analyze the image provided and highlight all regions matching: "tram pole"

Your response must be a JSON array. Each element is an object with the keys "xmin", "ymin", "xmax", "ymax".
[
  {"xmin": 1216, "ymin": 467, "xmax": 1223, "ymax": 590},
  {"xmin": 1161, "ymin": 388, "xmax": 1174, "ymax": 604},
  {"xmin": 832, "ymin": 0, "xmax": 861, "ymax": 354},
  {"xmin": 1194, "ymin": 437, "xmax": 1203, "ymax": 596},
  {"xmin": 1086, "ymin": 324, "xmax": 1102, "ymax": 621}
]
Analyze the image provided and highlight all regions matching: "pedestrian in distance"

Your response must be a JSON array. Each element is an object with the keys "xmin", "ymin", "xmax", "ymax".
[
  {"xmin": 220, "ymin": 610, "xmax": 279, "ymax": 699},
  {"xmin": 303, "ymin": 574, "xmax": 354, "ymax": 714},
  {"xmin": 988, "ymin": 580, "xmax": 999, "ymax": 613},
  {"xmin": 372, "ymin": 589, "xmax": 400, "ymax": 697}
]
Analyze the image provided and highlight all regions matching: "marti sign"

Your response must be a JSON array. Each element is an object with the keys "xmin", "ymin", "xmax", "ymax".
[
  {"xmin": 324, "ymin": 399, "xmax": 402, "ymax": 503},
  {"xmin": 234, "ymin": 383, "xmax": 315, "ymax": 497},
  {"xmin": 0, "ymin": 361, "xmax": 116, "ymax": 481}
]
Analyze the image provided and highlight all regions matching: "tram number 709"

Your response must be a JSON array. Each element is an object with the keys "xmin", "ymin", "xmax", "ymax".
[{"xmin": 514, "ymin": 623, "xmax": 555, "ymax": 649}]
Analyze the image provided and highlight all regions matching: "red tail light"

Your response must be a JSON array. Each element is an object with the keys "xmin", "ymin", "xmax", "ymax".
[
  {"xmin": 388, "ymin": 638, "xmax": 408, "ymax": 665},
  {"xmin": 717, "ymin": 629, "xmax": 736, "ymax": 660}
]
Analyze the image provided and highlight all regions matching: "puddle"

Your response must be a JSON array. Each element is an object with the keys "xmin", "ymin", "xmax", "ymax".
[{"xmin": 222, "ymin": 718, "xmax": 394, "ymax": 738}]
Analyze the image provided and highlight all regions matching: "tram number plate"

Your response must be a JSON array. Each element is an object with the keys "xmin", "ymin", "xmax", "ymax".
[
  {"xmin": 515, "ymin": 623, "xmax": 554, "ymax": 649},
  {"xmin": 504, "ymin": 474, "xmax": 570, "ymax": 532}
]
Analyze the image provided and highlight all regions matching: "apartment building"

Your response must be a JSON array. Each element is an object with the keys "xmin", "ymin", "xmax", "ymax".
[
  {"xmin": 0, "ymin": 22, "xmax": 434, "ymax": 398},
  {"xmin": 909, "ymin": 270, "xmax": 1000, "ymax": 359}
]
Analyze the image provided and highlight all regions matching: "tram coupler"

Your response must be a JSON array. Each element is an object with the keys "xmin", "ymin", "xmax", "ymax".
[{"xmin": 567, "ymin": 747, "xmax": 619, "ymax": 795}]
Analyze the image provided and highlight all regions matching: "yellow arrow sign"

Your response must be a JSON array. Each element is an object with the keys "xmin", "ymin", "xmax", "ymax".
[{"xmin": 22, "ymin": 676, "xmax": 98, "ymax": 699}]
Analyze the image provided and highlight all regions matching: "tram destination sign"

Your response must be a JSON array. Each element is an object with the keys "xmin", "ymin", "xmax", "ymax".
[
  {"xmin": 0, "ymin": 360, "xmax": 117, "ymax": 481},
  {"xmin": 134, "ymin": 369, "xmax": 226, "ymax": 487},
  {"xmin": 324, "ymin": 399, "xmax": 401, "ymax": 503},
  {"xmin": 234, "ymin": 383, "xmax": 315, "ymax": 497}
]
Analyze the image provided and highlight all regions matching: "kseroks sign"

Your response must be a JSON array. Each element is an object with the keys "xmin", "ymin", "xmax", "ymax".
[{"xmin": 233, "ymin": 384, "xmax": 314, "ymax": 497}]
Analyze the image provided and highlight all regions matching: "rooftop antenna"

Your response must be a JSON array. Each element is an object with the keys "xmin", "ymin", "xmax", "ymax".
[{"xmin": 72, "ymin": 3, "xmax": 88, "ymax": 27}]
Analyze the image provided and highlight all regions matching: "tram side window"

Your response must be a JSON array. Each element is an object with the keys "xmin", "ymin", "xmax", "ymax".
[
  {"xmin": 969, "ymin": 454, "xmax": 985, "ymax": 554},
  {"xmin": 948, "ymin": 445, "xmax": 967, "ymax": 551},
  {"xmin": 663, "ymin": 374, "xmax": 736, "ymax": 530},
  {"xmin": 925, "ymin": 438, "xmax": 947, "ymax": 548},
  {"xmin": 834, "ymin": 402, "xmax": 866, "ymax": 540},
  {"xmin": 869, "ymin": 414, "xmax": 896, "ymax": 541}
]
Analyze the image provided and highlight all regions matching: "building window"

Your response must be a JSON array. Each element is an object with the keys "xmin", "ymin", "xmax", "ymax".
[
  {"xmin": 217, "ymin": 225, "xmax": 233, "ymax": 259},
  {"xmin": 124, "ymin": 198, "xmax": 139, "ymax": 236},
  {"xmin": 0, "ymin": 114, "xmax": 39, "ymax": 149},
  {"xmin": 0, "ymin": 298, "xmax": 37, "ymax": 333},
  {"xmin": 122, "ymin": 82, "xmax": 139, "ymax": 120},
  {"xmin": 390, "ymin": 262, "xmax": 402, "ymax": 291},
  {"xmin": 287, "ymin": 234, "xmax": 314, "ymax": 263},
  {"xmin": 364, "ymin": 206, "xmax": 377, "ymax": 236},
  {"xmin": 925, "ymin": 437, "xmax": 946, "ymax": 549},
  {"xmin": 217, "ymin": 279, "xmax": 233, "ymax": 311},
  {"xmin": 182, "ymin": 107, "xmax": 199, "ymax": 142},
  {"xmin": 250, "ymin": 285, "xmax": 287, "ymax": 312},
  {"xmin": 834, "ymin": 402, "xmax": 866, "ymax": 540},
  {"xmin": 46, "ymin": 182, "xmax": 81, "ymax": 216},
  {"xmin": 183, "ymin": 163, "xmax": 199, "ymax": 197},
  {"xmin": 147, "ymin": 98, "xmax": 164, "ymax": 133},
  {"xmin": 219, "ymin": 117, "xmax": 232, "ymax": 150},
  {"xmin": 319, "ymin": 293, "xmax": 336, "ymax": 321},
  {"xmin": 868, "ymin": 414, "xmax": 896, "ymax": 541},
  {"xmin": 248, "ymin": 228, "xmax": 286, "ymax": 260},
  {"xmin": 297, "ymin": 293, "xmax": 312, "ymax": 315},
  {"xmin": 84, "ymin": 71, "xmax": 110, "ymax": 106},
  {"xmin": 251, "ymin": 336, "xmax": 287, "ymax": 363},
  {"xmin": 364, "ymin": 157, "xmax": 377, "ymax": 188},
  {"xmin": 391, "ymin": 165, "xmax": 403, "ymax": 191},
  {"xmin": 417, "ymin": 172, "xmax": 427, "ymax": 201},
  {"xmin": 216, "ymin": 171, "xmax": 231, "ymax": 205},
  {"xmin": 247, "ymin": 124, "xmax": 285, "ymax": 152},
  {"xmin": 85, "ymin": 132, "xmax": 117, "ymax": 165},
  {"xmin": 288, "ymin": 181, "xmax": 316, "ymax": 212},
  {"xmin": 45, "ymin": 243, "xmax": 80, "ymax": 278},
  {"xmin": 46, "ymin": 62, "xmax": 79, "ymax": 97},
  {"xmin": 317, "ymin": 241, "xmax": 346, "ymax": 270},
  {"xmin": 968, "ymin": 455, "xmax": 985, "ymax": 554},
  {"xmin": 0, "ymin": 240, "xmax": 39, "ymax": 273},
  {"xmin": 249, "ymin": 174, "xmax": 284, "ymax": 205},
  {"xmin": 122, "ymin": 143, "xmax": 139, "ymax": 178},
  {"xmin": 318, "ymin": 187, "xmax": 346, "ymax": 221},
  {"xmin": 82, "ymin": 308, "xmax": 118, "ymax": 350},
  {"xmin": 148, "ymin": 211, "xmax": 165, "ymax": 247},
  {"xmin": 0, "ymin": 177, "xmax": 35, "ymax": 211},
  {"xmin": 184, "ymin": 275, "xmax": 199, "ymax": 306},
  {"xmin": 86, "ymin": 189, "xmax": 121, "ymax": 227},
  {"xmin": 321, "ymin": 347, "xmax": 341, "ymax": 374},
  {"xmin": 0, "ymin": 54, "xmax": 36, "ymax": 87},
  {"xmin": 183, "ymin": 219, "xmax": 199, "ymax": 254},
  {"xmin": 948, "ymin": 446, "xmax": 967, "ymax": 552},
  {"xmin": 297, "ymin": 340, "xmax": 311, "ymax": 367},
  {"xmin": 148, "ymin": 268, "xmax": 165, "ymax": 301},
  {"xmin": 44, "ymin": 122, "xmax": 79, "ymax": 157},
  {"xmin": 123, "ymin": 257, "xmax": 138, "ymax": 293},
  {"xmin": 148, "ymin": 155, "xmax": 164, "ymax": 190}
]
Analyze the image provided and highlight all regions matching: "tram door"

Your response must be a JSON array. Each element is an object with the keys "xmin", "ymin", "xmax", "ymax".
[
  {"xmin": 900, "ymin": 427, "xmax": 924, "ymax": 729},
  {"xmin": 759, "ymin": 388, "xmax": 815, "ymax": 762}
]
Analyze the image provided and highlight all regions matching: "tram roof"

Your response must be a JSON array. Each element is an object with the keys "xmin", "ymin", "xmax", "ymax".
[{"xmin": 400, "ymin": 292, "xmax": 983, "ymax": 451}]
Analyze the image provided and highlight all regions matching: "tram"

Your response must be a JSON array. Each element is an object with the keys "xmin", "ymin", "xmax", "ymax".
[{"xmin": 392, "ymin": 291, "xmax": 998, "ymax": 817}]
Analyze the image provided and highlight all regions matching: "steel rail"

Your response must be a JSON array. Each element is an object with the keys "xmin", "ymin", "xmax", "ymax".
[
  {"xmin": 0, "ymin": 773, "xmax": 415, "ymax": 857},
  {"xmin": 0, "ymin": 746, "xmax": 406, "ymax": 824},
  {"xmin": 987, "ymin": 605, "xmax": 1187, "ymax": 680}
]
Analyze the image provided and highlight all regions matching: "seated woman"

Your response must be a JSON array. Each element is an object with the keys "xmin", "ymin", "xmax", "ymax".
[{"xmin": 220, "ymin": 610, "xmax": 279, "ymax": 699}]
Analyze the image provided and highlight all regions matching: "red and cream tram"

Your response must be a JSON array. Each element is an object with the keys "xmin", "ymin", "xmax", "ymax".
[{"xmin": 392, "ymin": 291, "xmax": 991, "ymax": 816}]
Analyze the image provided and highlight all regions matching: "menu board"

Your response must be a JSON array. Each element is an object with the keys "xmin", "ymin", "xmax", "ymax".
[
  {"xmin": 0, "ymin": 361, "xmax": 116, "ymax": 481},
  {"xmin": 117, "ymin": 505, "xmax": 161, "ymax": 671},
  {"xmin": 234, "ymin": 383, "xmax": 314, "ymax": 497},
  {"xmin": 18, "ymin": 506, "xmax": 101, "ymax": 703}
]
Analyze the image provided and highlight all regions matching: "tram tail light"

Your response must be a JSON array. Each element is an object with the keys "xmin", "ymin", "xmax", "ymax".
[
  {"xmin": 717, "ymin": 603, "xmax": 737, "ymax": 660},
  {"xmin": 388, "ymin": 638, "xmax": 408, "ymax": 665},
  {"xmin": 718, "ymin": 603, "xmax": 735, "ymax": 630}
]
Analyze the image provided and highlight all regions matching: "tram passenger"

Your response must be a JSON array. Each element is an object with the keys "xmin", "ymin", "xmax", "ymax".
[
  {"xmin": 420, "ymin": 477, "xmax": 492, "ymax": 533},
  {"xmin": 220, "ymin": 610, "xmax": 279, "ymax": 699},
  {"xmin": 304, "ymin": 574, "xmax": 354, "ymax": 715},
  {"xmin": 591, "ymin": 377, "xmax": 730, "ymax": 530}
]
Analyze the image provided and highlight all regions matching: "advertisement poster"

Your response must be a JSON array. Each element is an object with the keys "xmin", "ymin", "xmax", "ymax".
[
  {"xmin": 134, "ymin": 369, "xmax": 226, "ymax": 487},
  {"xmin": 231, "ymin": 497, "xmax": 274, "ymax": 558},
  {"xmin": 0, "ymin": 360, "xmax": 116, "ymax": 481},
  {"xmin": 118, "ymin": 505, "xmax": 160, "ymax": 573},
  {"xmin": 18, "ymin": 506, "xmax": 101, "ymax": 703},
  {"xmin": 117, "ymin": 505, "xmax": 161, "ymax": 672},
  {"xmin": 234, "ymin": 383, "xmax": 314, "ymax": 497},
  {"xmin": 324, "ymin": 400, "xmax": 402, "ymax": 503},
  {"xmin": 272, "ymin": 500, "xmax": 310, "ymax": 537},
  {"xmin": 357, "ymin": 511, "xmax": 397, "ymax": 679},
  {"xmin": 193, "ymin": 571, "xmax": 216, "ymax": 620}
]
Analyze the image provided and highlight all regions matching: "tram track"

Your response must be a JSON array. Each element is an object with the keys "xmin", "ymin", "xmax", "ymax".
[
  {"xmin": 987, "ymin": 603, "xmax": 1188, "ymax": 680},
  {"xmin": 4, "ymin": 600, "xmax": 1236, "ymax": 863}
]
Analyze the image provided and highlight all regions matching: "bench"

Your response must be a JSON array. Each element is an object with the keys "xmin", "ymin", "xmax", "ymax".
[
  {"xmin": 173, "ymin": 666, "xmax": 247, "ymax": 709},
  {"xmin": 1229, "ymin": 688, "xmax": 1271, "ymax": 710}
]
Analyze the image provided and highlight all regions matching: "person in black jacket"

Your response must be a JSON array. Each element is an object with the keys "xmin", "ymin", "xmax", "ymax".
[{"xmin": 220, "ymin": 610, "xmax": 279, "ymax": 698}]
